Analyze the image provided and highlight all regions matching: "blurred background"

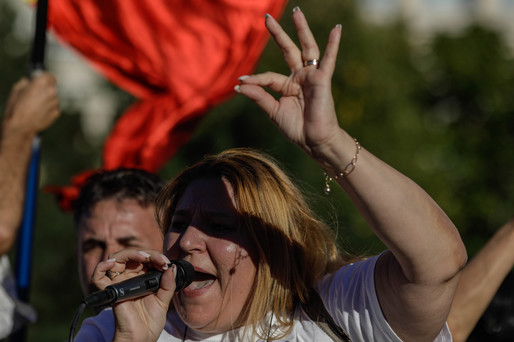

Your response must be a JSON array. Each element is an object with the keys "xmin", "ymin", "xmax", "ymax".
[{"xmin": 1, "ymin": 0, "xmax": 513, "ymax": 340}]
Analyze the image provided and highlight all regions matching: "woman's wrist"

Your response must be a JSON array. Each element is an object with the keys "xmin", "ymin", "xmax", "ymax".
[
  {"xmin": 322, "ymin": 137, "xmax": 361, "ymax": 194},
  {"xmin": 310, "ymin": 128, "xmax": 360, "ymax": 178}
]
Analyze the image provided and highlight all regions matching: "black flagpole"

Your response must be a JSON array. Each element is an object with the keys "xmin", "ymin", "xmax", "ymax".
[
  {"xmin": 11, "ymin": 0, "xmax": 48, "ymax": 341},
  {"xmin": 29, "ymin": 0, "xmax": 48, "ymax": 74}
]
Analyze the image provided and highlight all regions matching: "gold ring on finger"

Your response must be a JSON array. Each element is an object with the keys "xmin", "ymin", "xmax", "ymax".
[
  {"xmin": 106, "ymin": 270, "xmax": 121, "ymax": 280},
  {"xmin": 303, "ymin": 59, "xmax": 320, "ymax": 67}
]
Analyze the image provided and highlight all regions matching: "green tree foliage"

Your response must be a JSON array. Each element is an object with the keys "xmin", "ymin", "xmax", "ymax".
[
  {"xmin": 1, "ymin": 0, "xmax": 513, "ymax": 340},
  {"xmin": 419, "ymin": 25, "xmax": 514, "ymax": 253},
  {"xmin": 0, "ymin": 1, "xmax": 30, "ymax": 104}
]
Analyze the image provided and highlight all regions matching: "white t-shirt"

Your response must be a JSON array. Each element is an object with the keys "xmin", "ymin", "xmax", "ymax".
[
  {"xmin": 0, "ymin": 255, "xmax": 37, "ymax": 339},
  {"xmin": 0, "ymin": 256, "xmax": 16, "ymax": 338},
  {"xmin": 74, "ymin": 255, "xmax": 452, "ymax": 341}
]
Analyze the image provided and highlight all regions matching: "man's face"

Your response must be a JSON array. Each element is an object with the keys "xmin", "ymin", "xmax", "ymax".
[{"xmin": 76, "ymin": 198, "xmax": 163, "ymax": 295}]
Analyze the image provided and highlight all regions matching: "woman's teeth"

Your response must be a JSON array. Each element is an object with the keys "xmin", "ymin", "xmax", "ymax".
[{"xmin": 189, "ymin": 279, "xmax": 214, "ymax": 290}]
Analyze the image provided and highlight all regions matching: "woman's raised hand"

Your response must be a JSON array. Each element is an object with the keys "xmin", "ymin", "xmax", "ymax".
[
  {"xmin": 236, "ymin": 8, "xmax": 344, "ymax": 159},
  {"xmin": 91, "ymin": 249, "xmax": 177, "ymax": 342}
]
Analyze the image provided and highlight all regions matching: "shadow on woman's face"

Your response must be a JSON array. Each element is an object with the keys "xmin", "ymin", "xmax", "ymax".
[{"xmin": 163, "ymin": 177, "xmax": 307, "ymax": 333}]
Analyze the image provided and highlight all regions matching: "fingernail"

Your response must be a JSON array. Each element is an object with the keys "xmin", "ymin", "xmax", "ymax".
[
  {"xmin": 293, "ymin": 6, "xmax": 301, "ymax": 12},
  {"xmin": 264, "ymin": 13, "xmax": 271, "ymax": 19},
  {"xmin": 161, "ymin": 254, "xmax": 171, "ymax": 265},
  {"xmin": 336, "ymin": 24, "xmax": 342, "ymax": 29},
  {"xmin": 106, "ymin": 258, "xmax": 116, "ymax": 263},
  {"xmin": 138, "ymin": 250, "xmax": 151, "ymax": 258},
  {"xmin": 234, "ymin": 85, "xmax": 241, "ymax": 93},
  {"xmin": 238, "ymin": 75, "xmax": 249, "ymax": 82}
]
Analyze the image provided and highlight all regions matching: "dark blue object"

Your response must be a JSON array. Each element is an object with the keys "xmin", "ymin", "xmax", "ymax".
[{"xmin": 15, "ymin": 137, "xmax": 41, "ymax": 302}]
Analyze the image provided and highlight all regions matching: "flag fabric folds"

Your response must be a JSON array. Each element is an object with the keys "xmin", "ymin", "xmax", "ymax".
[{"xmin": 45, "ymin": 0, "xmax": 288, "ymax": 210}]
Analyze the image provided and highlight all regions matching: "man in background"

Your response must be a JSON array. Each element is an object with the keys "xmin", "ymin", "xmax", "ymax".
[{"xmin": 73, "ymin": 168, "xmax": 166, "ymax": 295}]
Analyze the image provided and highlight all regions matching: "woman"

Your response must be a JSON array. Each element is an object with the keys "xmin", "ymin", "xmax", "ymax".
[{"xmin": 77, "ymin": 7, "xmax": 467, "ymax": 342}]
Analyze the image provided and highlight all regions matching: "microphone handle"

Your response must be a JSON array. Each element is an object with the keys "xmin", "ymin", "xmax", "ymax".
[
  {"xmin": 107, "ymin": 270, "xmax": 163, "ymax": 303},
  {"xmin": 83, "ymin": 260, "xmax": 195, "ymax": 308},
  {"xmin": 82, "ymin": 260, "xmax": 195, "ymax": 307},
  {"xmin": 110, "ymin": 259, "xmax": 194, "ymax": 302},
  {"xmin": 82, "ymin": 271, "xmax": 162, "ymax": 308}
]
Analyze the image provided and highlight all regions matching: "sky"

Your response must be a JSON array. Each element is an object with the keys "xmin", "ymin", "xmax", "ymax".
[{"xmin": 358, "ymin": 0, "xmax": 514, "ymax": 51}]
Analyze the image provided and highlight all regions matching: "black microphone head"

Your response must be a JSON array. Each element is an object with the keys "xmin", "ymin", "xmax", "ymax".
[{"xmin": 170, "ymin": 260, "xmax": 195, "ymax": 292}]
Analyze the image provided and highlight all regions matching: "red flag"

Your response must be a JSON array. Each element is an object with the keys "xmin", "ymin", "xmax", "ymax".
[{"xmin": 45, "ymin": 0, "xmax": 288, "ymax": 210}]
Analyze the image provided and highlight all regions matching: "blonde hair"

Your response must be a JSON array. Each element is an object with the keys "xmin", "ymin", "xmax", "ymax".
[{"xmin": 156, "ymin": 148, "xmax": 357, "ymax": 340}]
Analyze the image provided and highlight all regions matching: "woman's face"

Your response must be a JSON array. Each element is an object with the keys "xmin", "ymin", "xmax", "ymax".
[{"xmin": 164, "ymin": 177, "xmax": 257, "ymax": 333}]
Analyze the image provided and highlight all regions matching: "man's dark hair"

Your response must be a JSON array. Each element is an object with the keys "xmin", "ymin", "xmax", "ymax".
[{"xmin": 73, "ymin": 168, "xmax": 166, "ymax": 225}]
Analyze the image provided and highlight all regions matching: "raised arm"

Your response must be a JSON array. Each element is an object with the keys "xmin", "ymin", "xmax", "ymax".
[
  {"xmin": 0, "ymin": 73, "xmax": 60, "ymax": 255},
  {"xmin": 448, "ymin": 218, "xmax": 514, "ymax": 342},
  {"xmin": 236, "ymin": 8, "xmax": 467, "ymax": 341}
]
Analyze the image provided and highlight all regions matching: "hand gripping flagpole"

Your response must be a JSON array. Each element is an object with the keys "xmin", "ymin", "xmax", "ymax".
[{"xmin": 12, "ymin": 0, "xmax": 48, "ymax": 340}]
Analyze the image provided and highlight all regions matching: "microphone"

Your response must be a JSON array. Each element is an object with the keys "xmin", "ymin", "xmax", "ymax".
[{"xmin": 82, "ymin": 260, "xmax": 194, "ymax": 308}]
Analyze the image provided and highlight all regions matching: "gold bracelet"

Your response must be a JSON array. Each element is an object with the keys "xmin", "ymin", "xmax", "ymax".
[{"xmin": 324, "ymin": 138, "xmax": 361, "ymax": 194}]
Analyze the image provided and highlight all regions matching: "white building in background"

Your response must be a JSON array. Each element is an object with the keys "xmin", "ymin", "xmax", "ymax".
[{"xmin": 358, "ymin": 0, "xmax": 514, "ymax": 52}]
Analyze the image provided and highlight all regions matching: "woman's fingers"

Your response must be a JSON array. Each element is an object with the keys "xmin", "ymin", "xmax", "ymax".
[
  {"xmin": 154, "ymin": 265, "xmax": 178, "ymax": 306},
  {"xmin": 237, "ymin": 9, "xmax": 341, "ymax": 138},
  {"xmin": 291, "ymin": 7, "xmax": 320, "ymax": 66},
  {"xmin": 236, "ymin": 72, "xmax": 299, "ymax": 116},
  {"xmin": 319, "ymin": 25, "xmax": 342, "ymax": 76},
  {"xmin": 106, "ymin": 249, "xmax": 169, "ymax": 269},
  {"xmin": 236, "ymin": 83, "xmax": 279, "ymax": 117},
  {"xmin": 92, "ymin": 249, "xmax": 172, "ymax": 290},
  {"xmin": 267, "ymin": 8, "xmax": 322, "ymax": 71},
  {"xmin": 92, "ymin": 258, "xmax": 119, "ymax": 290},
  {"xmin": 239, "ymin": 72, "xmax": 294, "ymax": 94},
  {"xmin": 265, "ymin": 14, "xmax": 303, "ymax": 71}
]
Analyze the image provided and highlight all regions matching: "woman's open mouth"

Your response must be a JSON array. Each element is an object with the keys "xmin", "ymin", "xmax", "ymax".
[{"xmin": 187, "ymin": 271, "xmax": 216, "ymax": 290}]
